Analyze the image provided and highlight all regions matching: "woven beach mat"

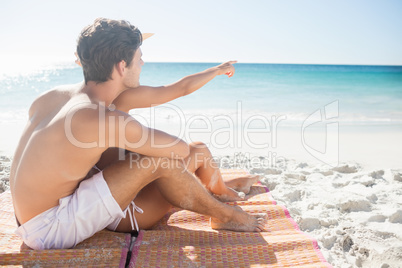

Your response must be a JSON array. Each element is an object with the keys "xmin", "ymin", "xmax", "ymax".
[
  {"xmin": 0, "ymin": 190, "xmax": 130, "ymax": 267},
  {"xmin": 130, "ymin": 169, "xmax": 332, "ymax": 267}
]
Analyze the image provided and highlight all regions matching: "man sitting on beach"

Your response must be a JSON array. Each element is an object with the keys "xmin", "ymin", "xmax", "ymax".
[{"xmin": 9, "ymin": 18, "xmax": 266, "ymax": 250}]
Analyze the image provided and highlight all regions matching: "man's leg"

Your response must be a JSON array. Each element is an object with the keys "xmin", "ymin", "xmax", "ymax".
[
  {"xmin": 102, "ymin": 153, "xmax": 267, "ymax": 233},
  {"xmin": 184, "ymin": 142, "xmax": 260, "ymax": 201},
  {"xmin": 97, "ymin": 145, "xmax": 259, "ymax": 201}
]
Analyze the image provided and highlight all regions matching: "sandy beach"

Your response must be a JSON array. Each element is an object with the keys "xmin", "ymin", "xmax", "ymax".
[
  {"xmin": 0, "ymin": 155, "xmax": 11, "ymax": 194},
  {"xmin": 255, "ymin": 160, "xmax": 402, "ymax": 267},
  {"xmin": 2, "ymin": 146, "xmax": 401, "ymax": 267}
]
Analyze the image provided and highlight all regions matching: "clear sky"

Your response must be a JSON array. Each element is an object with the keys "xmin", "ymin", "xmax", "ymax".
[{"xmin": 0, "ymin": 0, "xmax": 401, "ymax": 68}]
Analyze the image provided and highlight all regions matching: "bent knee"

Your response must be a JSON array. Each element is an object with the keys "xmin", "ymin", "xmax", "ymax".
[
  {"xmin": 190, "ymin": 141, "xmax": 208, "ymax": 149},
  {"xmin": 189, "ymin": 141, "xmax": 212, "ymax": 157},
  {"xmin": 189, "ymin": 141, "xmax": 211, "ymax": 154}
]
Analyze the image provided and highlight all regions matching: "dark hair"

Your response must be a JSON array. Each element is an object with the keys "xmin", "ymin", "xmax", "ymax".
[{"xmin": 76, "ymin": 18, "xmax": 142, "ymax": 84}]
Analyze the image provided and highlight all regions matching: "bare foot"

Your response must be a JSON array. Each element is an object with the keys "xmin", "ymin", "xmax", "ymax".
[
  {"xmin": 214, "ymin": 187, "xmax": 246, "ymax": 202},
  {"xmin": 224, "ymin": 175, "xmax": 261, "ymax": 194},
  {"xmin": 244, "ymin": 186, "xmax": 267, "ymax": 199},
  {"xmin": 210, "ymin": 206, "xmax": 268, "ymax": 232}
]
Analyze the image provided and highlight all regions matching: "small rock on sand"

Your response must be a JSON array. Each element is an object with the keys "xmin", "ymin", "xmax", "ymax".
[
  {"xmin": 366, "ymin": 193, "xmax": 378, "ymax": 203},
  {"xmin": 337, "ymin": 199, "xmax": 372, "ymax": 213},
  {"xmin": 297, "ymin": 162, "xmax": 308, "ymax": 169},
  {"xmin": 0, "ymin": 183, "xmax": 5, "ymax": 193},
  {"xmin": 284, "ymin": 173, "xmax": 306, "ymax": 181},
  {"xmin": 299, "ymin": 217, "xmax": 321, "ymax": 231},
  {"xmin": 392, "ymin": 171, "xmax": 402, "ymax": 182},
  {"xmin": 322, "ymin": 234, "xmax": 337, "ymax": 249},
  {"xmin": 332, "ymin": 164, "xmax": 359, "ymax": 174},
  {"xmin": 367, "ymin": 214, "xmax": 387, "ymax": 223},
  {"xmin": 341, "ymin": 235, "xmax": 354, "ymax": 252},
  {"xmin": 389, "ymin": 210, "xmax": 402, "ymax": 224},
  {"xmin": 369, "ymin": 170, "xmax": 385, "ymax": 179}
]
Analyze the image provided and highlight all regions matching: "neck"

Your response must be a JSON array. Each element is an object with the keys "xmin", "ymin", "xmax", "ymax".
[{"xmin": 81, "ymin": 80, "xmax": 123, "ymax": 107}]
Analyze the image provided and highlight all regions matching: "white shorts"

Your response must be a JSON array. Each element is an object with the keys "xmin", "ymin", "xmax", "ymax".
[{"xmin": 15, "ymin": 172, "xmax": 128, "ymax": 250}]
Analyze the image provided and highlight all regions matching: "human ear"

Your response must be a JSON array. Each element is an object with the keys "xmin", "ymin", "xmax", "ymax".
[{"xmin": 116, "ymin": 60, "xmax": 126, "ymax": 76}]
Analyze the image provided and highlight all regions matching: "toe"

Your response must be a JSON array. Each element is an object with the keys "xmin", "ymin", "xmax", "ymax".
[{"xmin": 255, "ymin": 213, "xmax": 268, "ymax": 220}]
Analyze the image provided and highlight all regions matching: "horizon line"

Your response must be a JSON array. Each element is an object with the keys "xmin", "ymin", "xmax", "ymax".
[
  {"xmin": 143, "ymin": 61, "xmax": 402, "ymax": 67},
  {"xmin": 1, "ymin": 54, "xmax": 401, "ymax": 67}
]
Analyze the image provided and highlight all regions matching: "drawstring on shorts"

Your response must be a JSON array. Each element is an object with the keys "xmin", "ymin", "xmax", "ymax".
[
  {"xmin": 93, "ymin": 165, "xmax": 102, "ymax": 172},
  {"xmin": 126, "ymin": 201, "xmax": 144, "ymax": 232}
]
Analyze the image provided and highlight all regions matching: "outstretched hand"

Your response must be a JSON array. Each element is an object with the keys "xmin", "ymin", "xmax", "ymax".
[{"xmin": 215, "ymin": 61, "xmax": 237, "ymax": 77}]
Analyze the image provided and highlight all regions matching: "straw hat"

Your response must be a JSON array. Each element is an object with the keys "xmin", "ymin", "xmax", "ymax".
[{"xmin": 142, "ymin": 33, "xmax": 154, "ymax": 40}]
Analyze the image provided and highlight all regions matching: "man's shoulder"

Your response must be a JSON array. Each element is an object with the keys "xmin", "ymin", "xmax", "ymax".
[
  {"xmin": 36, "ymin": 83, "xmax": 81, "ymax": 99},
  {"xmin": 29, "ymin": 84, "xmax": 80, "ymax": 117}
]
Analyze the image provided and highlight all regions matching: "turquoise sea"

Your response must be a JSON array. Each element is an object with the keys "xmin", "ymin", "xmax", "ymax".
[
  {"xmin": 1, "ymin": 62, "xmax": 401, "ymax": 127},
  {"xmin": 1, "ymin": 62, "xmax": 401, "ymax": 164}
]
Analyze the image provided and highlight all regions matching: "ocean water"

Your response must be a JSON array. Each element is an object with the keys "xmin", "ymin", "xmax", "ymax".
[
  {"xmin": 0, "ymin": 62, "xmax": 401, "ymax": 156},
  {"xmin": 1, "ymin": 62, "xmax": 401, "ymax": 124},
  {"xmin": 142, "ymin": 63, "xmax": 402, "ymax": 126}
]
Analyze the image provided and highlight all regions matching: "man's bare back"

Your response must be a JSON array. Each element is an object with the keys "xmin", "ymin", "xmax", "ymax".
[{"xmin": 11, "ymin": 83, "xmax": 106, "ymax": 224}]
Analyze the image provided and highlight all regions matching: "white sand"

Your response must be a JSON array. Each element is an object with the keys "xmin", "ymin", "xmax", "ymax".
[
  {"xmin": 0, "ymin": 155, "xmax": 11, "ymax": 194},
  {"xmin": 252, "ymin": 160, "xmax": 402, "ymax": 268}
]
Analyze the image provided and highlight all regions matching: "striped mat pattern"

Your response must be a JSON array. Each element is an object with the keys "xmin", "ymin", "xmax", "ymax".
[{"xmin": 130, "ymin": 169, "xmax": 331, "ymax": 267}]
